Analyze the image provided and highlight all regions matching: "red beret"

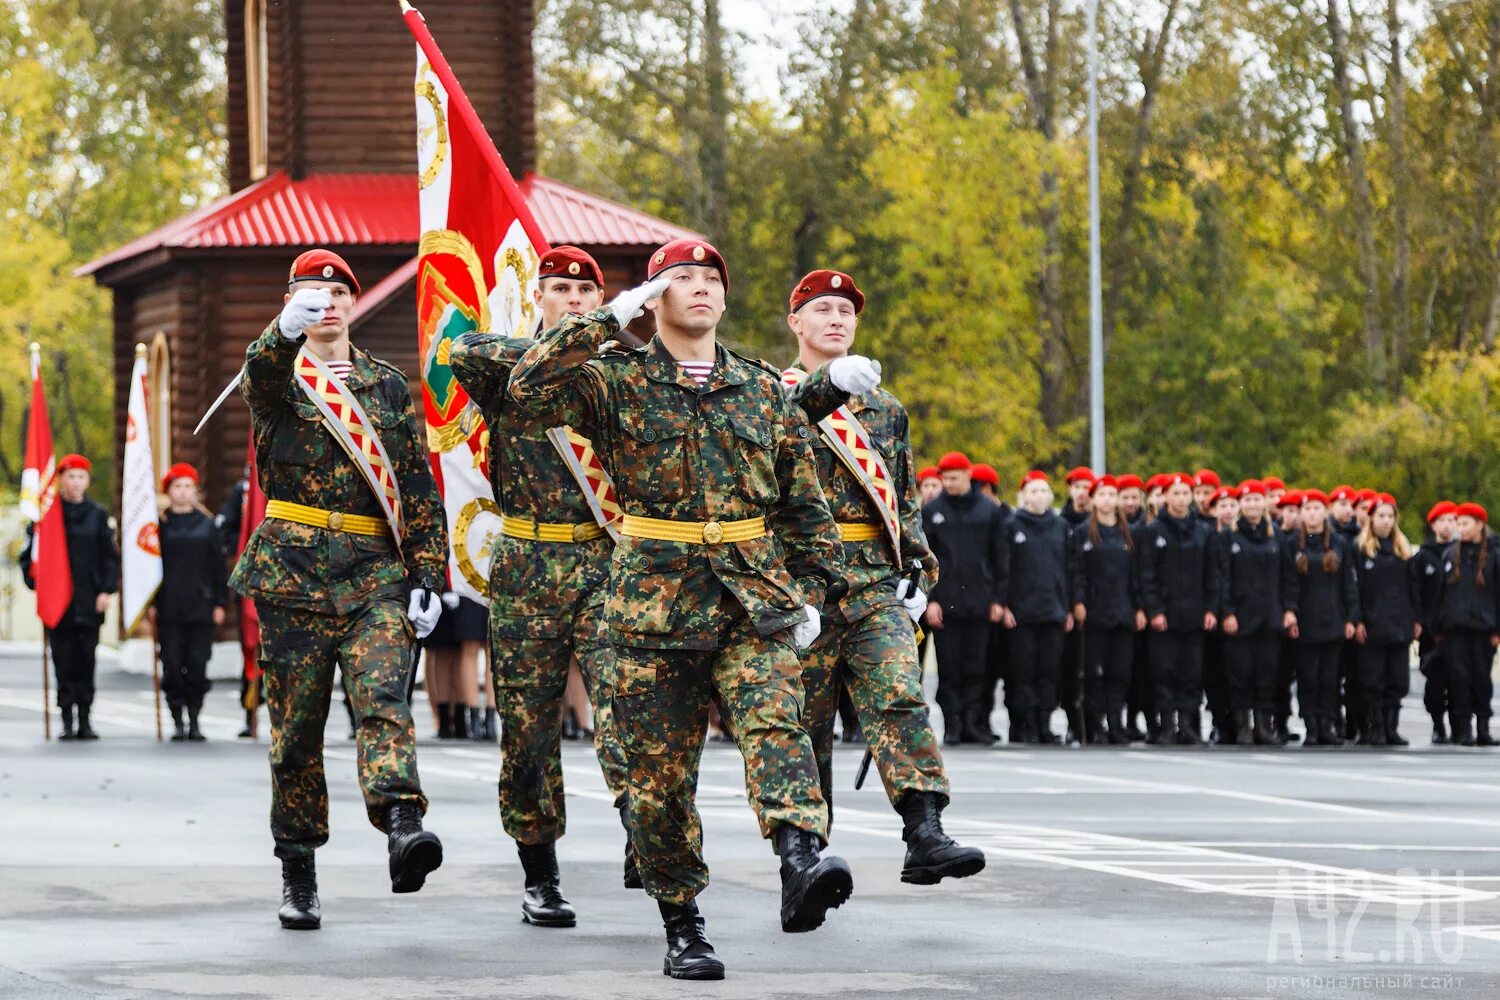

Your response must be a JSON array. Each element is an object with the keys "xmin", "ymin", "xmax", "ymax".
[
  {"xmin": 538, "ymin": 245, "xmax": 604, "ymax": 287},
  {"xmin": 1145, "ymin": 474, "xmax": 1166, "ymax": 492},
  {"xmin": 1116, "ymin": 474, "xmax": 1146, "ymax": 492},
  {"xmin": 288, "ymin": 248, "xmax": 360, "ymax": 295},
  {"xmin": 1238, "ymin": 479, "xmax": 1267, "ymax": 496},
  {"xmin": 1457, "ymin": 502, "xmax": 1488, "ymax": 523},
  {"xmin": 1329, "ymin": 485, "xmax": 1356, "ymax": 503},
  {"xmin": 649, "ymin": 239, "xmax": 729, "ymax": 291},
  {"xmin": 1161, "ymin": 472, "xmax": 1193, "ymax": 490},
  {"xmin": 1376, "ymin": 492, "xmax": 1397, "ymax": 509},
  {"xmin": 1209, "ymin": 487, "xmax": 1236, "ymax": 507},
  {"xmin": 1019, "ymin": 470, "xmax": 1050, "ymax": 488},
  {"xmin": 790, "ymin": 269, "xmax": 864, "ymax": 314},
  {"xmin": 1194, "ymin": 469, "xmax": 1220, "ymax": 488},
  {"xmin": 1065, "ymin": 466, "xmax": 1096, "ymax": 485},
  {"xmin": 917, "ymin": 466, "xmax": 941, "ymax": 483},
  {"xmin": 57, "ymin": 454, "xmax": 91, "ymax": 474},
  {"xmin": 1277, "ymin": 490, "xmax": 1304, "ymax": 508},
  {"xmin": 1427, "ymin": 501, "xmax": 1458, "ymax": 524},
  {"xmin": 1090, "ymin": 474, "xmax": 1119, "ymax": 495},
  {"xmin": 937, "ymin": 451, "xmax": 972, "ymax": 472},
  {"xmin": 1262, "ymin": 476, "xmax": 1286, "ymax": 491},
  {"xmin": 1302, "ymin": 489, "xmax": 1330, "ymax": 506},
  {"xmin": 161, "ymin": 462, "xmax": 199, "ymax": 492},
  {"xmin": 1356, "ymin": 488, "xmax": 1379, "ymax": 506},
  {"xmin": 970, "ymin": 463, "xmax": 1001, "ymax": 487}
]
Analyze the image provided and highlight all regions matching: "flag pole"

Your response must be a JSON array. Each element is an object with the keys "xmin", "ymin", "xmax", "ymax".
[
  {"xmin": 151, "ymin": 616, "xmax": 163, "ymax": 741},
  {"xmin": 42, "ymin": 637, "xmax": 52, "ymax": 741}
]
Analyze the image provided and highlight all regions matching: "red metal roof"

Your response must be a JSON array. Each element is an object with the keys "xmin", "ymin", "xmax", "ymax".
[{"xmin": 79, "ymin": 171, "xmax": 704, "ymax": 279}]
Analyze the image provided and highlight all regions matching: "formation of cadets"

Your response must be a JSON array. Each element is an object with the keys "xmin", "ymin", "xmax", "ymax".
[{"xmin": 920, "ymin": 461, "xmax": 1500, "ymax": 750}]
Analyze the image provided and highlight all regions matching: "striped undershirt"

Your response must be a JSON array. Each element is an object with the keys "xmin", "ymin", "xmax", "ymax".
[
  {"xmin": 324, "ymin": 360, "xmax": 353, "ymax": 381},
  {"xmin": 677, "ymin": 360, "xmax": 714, "ymax": 386}
]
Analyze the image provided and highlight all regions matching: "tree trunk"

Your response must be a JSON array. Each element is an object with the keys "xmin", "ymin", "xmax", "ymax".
[
  {"xmin": 1385, "ymin": 0, "xmax": 1411, "ymax": 383},
  {"xmin": 698, "ymin": 0, "xmax": 729, "ymax": 238}
]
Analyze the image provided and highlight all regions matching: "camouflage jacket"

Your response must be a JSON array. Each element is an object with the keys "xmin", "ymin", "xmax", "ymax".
[
  {"xmin": 229, "ymin": 320, "xmax": 447, "ymax": 615},
  {"xmin": 448, "ymin": 329, "xmax": 611, "ymax": 634},
  {"xmin": 784, "ymin": 362, "xmax": 938, "ymax": 624},
  {"xmin": 507, "ymin": 309, "xmax": 844, "ymax": 651}
]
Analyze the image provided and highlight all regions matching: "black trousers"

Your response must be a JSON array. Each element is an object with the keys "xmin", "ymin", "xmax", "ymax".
[
  {"xmin": 1128, "ymin": 631, "xmax": 1154, "ymax": 719},
  {"xmin": 934, "ymin": 619, "xmax": 991, "ymax": 722},
  {"xmin": 1203, "ymin": 632, "xmax": 1228, "ymax": 721},
  {"xmin": 160, "ymin": 622, "xmax": 216, "ymax": 711},
  {"xmin": 1418, "ymin": 635, "xmax": 1446, "ymax": 717},
  {"xmin": 48, "ymin": 624, "xmax": 100, "ymax": 710},
  {"xmin": 1007, "ymin": 622, "xmax": 1065, "ymax": 715},
  {"xmin": 1355, "ymin": 642, "xmax": 1410, "ymax": 716},
  {"xmin": 1296, "ymin": 640, "xmax": 1342, "ymax": 719},
  {"xmin": 1444, "ymin": 630, "xmax": 1497, "ymax": 724},
  {"xmin": 1340, "ymin": 639, "xmax": 1360, "ymax": 723},
  {"xmin": 1224, "ymin": 629, "xmax": 1280, "ymax": 714},
  {"xmin": 1276, "ymin": 636, "xmax": 1297, "ymax": 721},
  {"xmin": 1148, "ymin": 630, "xmax": 1203, "ymax": 716},
  {"xmin": 1084, "ymin": 626, "xmax": 1134, "ymax": 715},
  {"xmin": 983, "ymin": 622, "xmax": 1007, "ymax": 720},
  {"xmin": 1059, "ymin": 626, "xmax": 1085, "ymax": 723}
]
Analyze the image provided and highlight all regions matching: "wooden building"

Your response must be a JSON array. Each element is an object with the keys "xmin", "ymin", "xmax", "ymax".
[{"xmin": 79, "ymin": 0, "xmax": 700, "ymax": 507}]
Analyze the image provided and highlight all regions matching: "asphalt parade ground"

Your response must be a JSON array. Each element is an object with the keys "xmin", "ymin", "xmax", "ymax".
[{"xmin": 3, "ymin": 661, "xmax": 1499, "ymax": 1000}]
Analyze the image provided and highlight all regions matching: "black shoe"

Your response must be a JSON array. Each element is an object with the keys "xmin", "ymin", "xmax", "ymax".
[
  {"xmin": 1277, "ymin": 717, "xmax": 1299, "ymax": 744},
  {"xmin": 386, "ymin": 803, "xmax": 442, "ymax": 893},
  {"xmin": 1386, "ymin": 708, "xmax": 1409, "ymax": 747},
  {"xmin": 1177, "ymin": 713, "xmax": 1205, "ymax": 746},
  {"xmin": 517, "ymin": 841, "xmax": 576, "ymax": 927},
  {"xmin": 562, "ymin": 710, "xmax": 580, "ymax": 741},
  {"xmin": 898, "ymin": 792, "xmax": 986, "ymax": 885},
  {"xmin": 58, "ymin": 704, "xmax": 76, "ymax": 741},
  {"xmin": 483, "ymin": 707, "xmax": 498, "ymax": 741},
  {"xmin": 777, "ymin": 825, "xmax": 852, "ymax": 933},
  {"xmin": 618, "ymin": 803, "xmax": 643, "ymax": 890},
  {"xmin": 1319, "ymin": 716, "xmax": 1344, "ymax": 747},
  {"xmin": 1107, "ymin": 710, "xmax": 1131, "ymax": 745},
  {"xmin": 436, "ymin": 703, "xmax": 453, "ymax": 740},
  {"xmin": 1478, "ymin": 720, "xmax": 1496, "ymax": 747},
  {"xmin": 75, "ymin": 707, "xmax": 98, "ymax": 740},
  {"xmin": 1362, "ymin": 708, "xmax": 1387, "ymax": 747},
  {"xmin": 469, "ymin": 707, "xmax": 485, "ymax": 742},
  {"xmin": 1253, "ymin": 710, "xmax": 1279, "ymax": 746},
  {"xmin": 1430, "ymin": 714, "xmax": 1449, "ymax": 745},
  {"xmin": 1234, "ymin": 710, "xmax": 1254, "ymax": 747},
  {"xmin": 961, "ymin": 709, "xmax": 995, "ymax": 745},
  {"xmin": 659, "ymin": 899, "xmax": 725, "ymax": 980},
  {"xmin": 1147, "ymin": 711, "xmax": 1175, "ymax": 746},
  {"xmin": 452, "ymin": 705, "xmax": 469, "ymax": 741},
  {"xmin": 1454, "ymin": 715, "xmax": 1476, "ymax": 747},
  {"xmin": 278, "ymin": 856, "xmax": 321, "ymax": 930},
  {"xmin": 1124, "ymin": 713, "xmax": 1146, "ymax": 741},
  {"xmin": 170, "ymin": 706, "xmax": 187, "ymax": 742},
  {"xmin": 187, "ymin": 708, "xmax": 206, "ymax": 742},
  {"xmin": 1035, "ymin": 709, "xmax": 1058, "ymax": 745},
  {"xmin": 1302, "ymin": 717, "xmax": 1322, "ymax": 747}
]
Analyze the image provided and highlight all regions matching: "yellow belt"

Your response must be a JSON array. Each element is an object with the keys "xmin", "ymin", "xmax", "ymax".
[
  {"xmin": 837, "ymin": 522, "xmax": 883, "ymax": 542},
  {"xmin": 500, "ymin": 513, "xmax": 606, "ymax": 543},
  {"xmin": 265, "ymin": 499, "xmax": 386, "ymax": 537},
  {"xmin": 620, "ymin": 513, "xmax": 766, "ymax": 545}
]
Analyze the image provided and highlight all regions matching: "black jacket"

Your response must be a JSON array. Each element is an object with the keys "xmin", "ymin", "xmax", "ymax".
[
  {"xmin": 1433, "ymin": 539, "xmax": 1500, "ymax": 634},
  {"xmin": 924, "ymin": 488, "xmax": 1007, "ymax": 620},
  {"xmin": 1281, "ymin": 530, "xmax": 1360, "ymax": 643},
  {"xmin": 1138, "ymin": 512, "xmax": 1220, "ymax": 631},
  {"xmin": 1060, "ymin": 504, "xmax": 1090, "ymax": 531},
  {"xmin": 1218, "ymin": 517, "xmax": 1282, "ymax": 635},
  {"xmin": 155, "ymin": 509, "xmax": 230, "ymax": 626},
  {"xmin": 1354, "ymin": 536, "xmax": 1418, "ymax": 646},
  {"xmin": 1069, "ymin": 519, "xmax": 1140, "ymax": 630},
  {"xmin": 1000, "ymin": 507, "xmax": 1071, "ymax": 625},
  {"xmin": 20, "ymin": 497, "xmax": 120, "ymax": 627},
  {"xmin": 1412, "ymin": 538, "xmax": 1449, "ymax": 629}
]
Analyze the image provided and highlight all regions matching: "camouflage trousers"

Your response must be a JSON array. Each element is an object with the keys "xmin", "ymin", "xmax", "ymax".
[
  {"xmin": 802, "ymin": 604, "xmax": 950, "ymax": 821},
  {"xmin": 258, "ymin": 598, "xmax": 425, "ymax": 860},
  {"xmin": 612, "ymin": 605, "xmax": 829, "ymax": 905},
  {"xmin": 492, "ymin": 597, "xmax": 629, "ymax": 845}
]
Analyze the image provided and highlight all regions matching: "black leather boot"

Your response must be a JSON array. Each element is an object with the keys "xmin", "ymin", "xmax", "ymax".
[
  {"xmin": 1276, "ymin": 715, "xmax": 1298, "ymax": 744},
  {"xmin": 468, "ymin": 707, "xmax": 484, "ymax": 742},
  {"xmin": 1386, "ymin": 708, "xmax": 1409, "ymax": 747},
  {"xmin": 1363, "ymin": 707, "xmax": 1387, "ymax": 747},
  {"xmin": 1148, "ymin": 710, "xmax": 1175, "ymax": 745},
  {"xmin": 1319, "ymin": 715, "xmax": 1344, "ymax": 747},
  {"xmin": 1453, "ymin": 713, "xmax": 1476, "ymax": 747},
  {"xmin": 1124, "ymin": 711, "xmax": 1146, "ymax": 741},
  {"xmin": 1234, "ymin": 710, "xmax": 1254, "ymax": 746},
  {"xmin": 1478, "ymin": 718, "xmax": 1496, "ymax": 747},
  {"xmin": 170, "ymin": 705, "xmax": 187, "ymax": 742},
  {"xmin": 386, "ymin": 803, "xmax": 442, "ymax": 893},
  {"xmin": 483, "ymin": 707, "xmax": 498, "ymax": 741},
  {"xmin": 451, "ymin": 705, "xmax": 469, "ymax": 740},
  {"xmin": 436, "ymin": 704, "xmax": 453, "ymax": 740},
  {"xmin": 517, "ymin": 841, "xmax": 576, "ymax": 927},
  {"xmin": 941, "ymin": 708, "xmax": 961, "ymax": 746},
  {"xmin": 75, "ymin": 706, "xmax": 98, "ymax": 740},
  {"xmin": 1035, "ymin": 708, "xmax": 1058, "ymax": 745},
  {"xmin": 1107, "ymin": 709, "xmax": 1131, "ymax": 745},
  {"xmin": 777, "ymin": 825, "xmax": 852, "ymax": 933},
  {"xmin": 278, "ymin": 856, "xmax": 321, "ymax": 930},
  {"xmin": 1177, "ymin": 711, "xmax": 1205, "ymax": 746},
  {"xmin": 618, "ymin": 802, "xmax": 643, "ymax": 889},
  {"xmin": 1430, "ymin": 713, "xmax": 1449, "ymax": 745},
  {"xmin": 1252, "ymin": 710, "xmax": 1279, "ymax": 746},
  {"xmin": 58, "ymin": 704, "xmax": 76, "ymax": 741},
  {"xmin": 898, "ymin": 792, "xmax": 986, "ymax": 884},
  {"xmin": 659, "ymin": 899, "xmax": 725, "ymax": 980},
  {"xmin": 187, "ymin": 706, "xmax": 206, "ymax": 742}
]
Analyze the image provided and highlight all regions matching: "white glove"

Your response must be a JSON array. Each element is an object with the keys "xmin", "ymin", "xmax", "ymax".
[
  {"xmin": 828, "ymin": 355, "xmax": 881, "ymax": 395},
  {"xmin": 608, "ymin": 277, "xmax": 671, "ymax": 330},
  {"xmin": 791, "ymin": 604, "xmax": 822, "ymax": 650},
  {"xmin": 440, "ymin": 591, "xmax": 461, "ymax": 610},
  {"xmin": 279, "ymin": 287, "xmax": 331, "ymax": 338},
  {"xmin": 407, "ymin": 589, "xmax": 442, "ymax": 640},
  {"xmin": 895, "ymin": 578, "xmax": 927, "ymax": 623}
]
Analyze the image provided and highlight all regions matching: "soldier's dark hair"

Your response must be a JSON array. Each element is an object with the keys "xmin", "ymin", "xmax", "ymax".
[
  {"xmin": 1447, "ymin": 540, "xmax": 1489, "ymax": 588},
  {"xmin": 1088, "ymin": 512, "xmax": 1133, "ymax": 551},
  {"xmin": 1295, "ymin": 524, "xmax": 1340, "ymax": 575}
]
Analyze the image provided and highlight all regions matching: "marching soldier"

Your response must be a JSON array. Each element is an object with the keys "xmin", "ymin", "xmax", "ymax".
[
  {"xmin": 508, "ymin": 239, "xmax": 851, "ymax": 980},
  {"xmin": 231, "ymin": 249, "xmax": 448, "ymax": 930},
  {"xmin": 448, "ymin": 245, "xmax": 632, "ymax": 928},
  {"xmin": 781, "ymin": 268, "xmax": 984, "ymax": 884}
]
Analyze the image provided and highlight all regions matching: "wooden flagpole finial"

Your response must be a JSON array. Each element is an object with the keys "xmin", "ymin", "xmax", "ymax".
[{"xmin": 135, "ymin": 343, "xmax": 147, "ymax": 359}]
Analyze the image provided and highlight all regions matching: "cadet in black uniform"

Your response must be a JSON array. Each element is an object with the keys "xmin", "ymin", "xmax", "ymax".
[
  {"xmin": 1121, "ymin": 474, "xmax": 1155, "ymax": 740},
  {"xmin": 1000, "ymin": 470, "xmax": 1073, "ymax": 744},
  {"xmin": 1272, "ymin": 490, "xmax": 1304, "ymax": 743},
  {"xmin": 1058, "ymin": 468, "xmax": 1092, "ymax": 743},
  {"xmin": 1069, "ymin": 475, "xmax": 1142, "ymax": 744},
  {"xmin": 1281, "ymin": 490, "xmax": 1360, "ymax": 746},
  {"xmin": 1415, "ymin": 501, "xmax": 1458, "ymax": 743},
  {"xmin": 1432, "ymin": 504, "xmax": 1500, "ymax": 746},
  {"xmin": 152, "ymin": 463, "xmax": 229, "ymax": 741},
  {"xmin": 1203, "ymin": 486, "xmax": 1240, "ymax": 743},
  {"xmin": 970, "ymin": 464, "xmax": 1012, "ymax": 742},
  {"xmin": 1352, "ymin": 494, "xmax": 1417, "ymax": 747},
  {"xmin": 1138, "ymin": 473, "xmax": 1220, "ymax": 745},
  {"xmin": 1218, "ymin": 480, "xmax": 1282, "ymax": 745}
]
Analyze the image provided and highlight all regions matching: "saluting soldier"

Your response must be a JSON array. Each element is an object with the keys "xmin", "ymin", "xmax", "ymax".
[
  {"xmin": 508, "ymin": 240, "xmax": 850, "ymax": 981},
  {"xmin": 230, "ymin": 249, "xmax": 448, "ymax": 931},
  {"xmin": 449, "ymin": 245, "xmax": 631, "ymax": 929},
  {"xmin": 781, "ymin": 268, "xmax": 984, "ymax": 885}
]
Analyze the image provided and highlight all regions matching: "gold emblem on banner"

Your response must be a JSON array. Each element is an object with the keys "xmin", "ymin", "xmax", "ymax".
[{"xmin": 454, "ymin": 496, "xmax": 502, "ymax": 596}]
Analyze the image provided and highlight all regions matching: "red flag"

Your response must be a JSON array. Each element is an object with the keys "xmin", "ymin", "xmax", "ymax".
[
  {"xmin": 237, "ymin": 437, "xmax": 267, "ymax": 679},
  {"xmin": 21, "ymin": 346, "xmax": 72, "ymax": 629}
]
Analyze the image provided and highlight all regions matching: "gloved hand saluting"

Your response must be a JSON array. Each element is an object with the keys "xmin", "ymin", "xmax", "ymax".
[
  {"xmin": 279, "ymin": 287, "xmax": 331, "ymax": 339},
  {"xmin": 828, "ymin": 355, "xmax": 881, "ymax": 395},
  {"xmin": 791, "ymin": 604, "xmax": 822, "ymax": 650},
  {"xmin": 895, "ymin": 578, "xmax": 927, "ymax": 624},
  {"xmin": 607, "ymin": 277, "xmax": 671, "ymax": 331},
  {"xmin": 407, "ymin": 588, "xmax": 443, "ymax": 640}
]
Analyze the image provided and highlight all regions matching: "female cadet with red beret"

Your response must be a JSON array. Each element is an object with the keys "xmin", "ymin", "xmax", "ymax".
[
  {"xmin": 1415, "ymin": 501, "xmax": 1458, "ymax": 743},
  {"xmin": 1001, "ymin": 471, "xmax": 1074, "ymax": 743},
  {"xmin": 1218, "ymin": 480, "xmax": 1283, "ymax": 745},
  {"xmin": 1431, "ymin": 503, "xmax": 1500, "ymax": 746},
  {"xmin": 1069, "ymin": 475, "xmax": 1143, "ymax": 743},
  {"xmin": 1138, "ymin": 473, "xmax": 1220, "ymax": 745},
  {"xmin": 1272, "ymin": 490, "xmax": 1304, "ymax": 742},
  {"xmin": 1203, "ymin": 486, "xmax": 1239, "ymax": 742},
  {"xmin": 1281, "ymin": 490, "xmax": 1361, "ymax": 746},
  {"xmin": 151, "ymin": 463, "xmax": 229, "ymax": 742},
  {"xmin": 1117, "ymin": 474, "xmax": 1153, "ymax": 740},
  {"xmin": 917, "ymin": 467, "xmax": 943, "ymax": 506},
  {"xmin": 1351, "ymin": 495, "xmax": 1417, "ymax": 747}
]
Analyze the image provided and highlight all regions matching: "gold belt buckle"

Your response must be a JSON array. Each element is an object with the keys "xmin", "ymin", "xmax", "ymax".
[
  {"xmin": 702, "ymin": 520, "xmax": 724, "ymax": 544},
  {"xmin": 327, "ymin": 511, "xmax": 345, "ymax": 532},
  {"xmin": 572, "ymin": 523, "xmax": 592, "ymax": 542}
]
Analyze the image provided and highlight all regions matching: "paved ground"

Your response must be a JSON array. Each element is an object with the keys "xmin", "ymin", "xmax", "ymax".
[{"xmin": 3, "ymin": 659, "xmax": 1499, "ymax": 1000}]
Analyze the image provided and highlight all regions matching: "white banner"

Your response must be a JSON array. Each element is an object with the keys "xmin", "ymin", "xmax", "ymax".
[{"xmin": 120, "ymin": 350, "xmax": 162, "ymax": 631}]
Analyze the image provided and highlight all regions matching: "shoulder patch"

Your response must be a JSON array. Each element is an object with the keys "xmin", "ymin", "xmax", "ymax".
[{"xmin": 369, "ymin": 355, "xmax": 408, "ymax": 380}]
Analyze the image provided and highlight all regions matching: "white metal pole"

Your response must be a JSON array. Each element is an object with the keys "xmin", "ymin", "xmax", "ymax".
[{"xmin": 1087, "ymin": 0, "xmax": 1105, "ymax": 473}]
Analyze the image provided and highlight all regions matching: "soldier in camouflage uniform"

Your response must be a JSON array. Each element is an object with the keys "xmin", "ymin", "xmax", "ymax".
[
  {"xmin": 230, "ymin": 249, "xmax": 448, "ymax": 931},
  {"xmin": 448, "ymin": 245, "xmax": 631, "ymax": 929},
  {"xmin": 509, "ymin": 239, "xmax": 855, "ymax": 981},
  {"xmin": 782, "ymin": 269, "xmax": 985, "ymax": 886}
]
